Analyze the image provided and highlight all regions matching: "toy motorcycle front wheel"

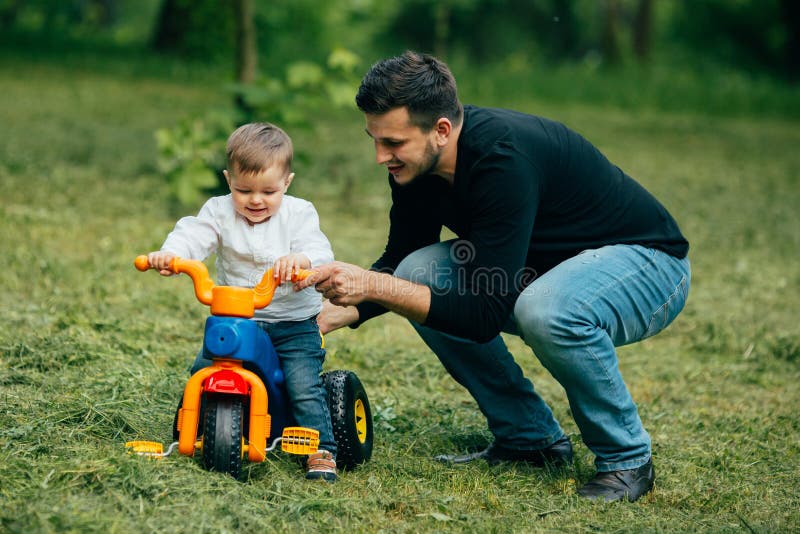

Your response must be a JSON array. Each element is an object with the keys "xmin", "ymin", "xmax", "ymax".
[
  {"xmin": 202, "ymin": 394, "xmax": 244, "ymax": 479},
  {"xmin": 323, "ymin": 370, "xmax": 373, "ymax": 470}
]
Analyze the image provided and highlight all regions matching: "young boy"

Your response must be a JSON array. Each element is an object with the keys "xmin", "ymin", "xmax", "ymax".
[{"xmin": 147, "ymin": 122, "xmax": 338, "ymax": 481}]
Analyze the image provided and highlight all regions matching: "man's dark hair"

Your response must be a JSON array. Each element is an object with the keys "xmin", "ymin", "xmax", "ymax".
[{"xmin": 355, "ymin": 51, "xmax": 463, "ymax": 131}]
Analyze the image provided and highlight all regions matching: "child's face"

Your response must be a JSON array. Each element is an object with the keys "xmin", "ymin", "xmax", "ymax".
[{"xmin": 224, "ymin": 163, "xmax": 294, "ymax": 225}]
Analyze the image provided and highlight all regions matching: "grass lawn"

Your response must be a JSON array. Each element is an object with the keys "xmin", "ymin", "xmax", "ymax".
[{"xmin": 0, "ymin": 51, "xmax": 798, "ymax": 532}]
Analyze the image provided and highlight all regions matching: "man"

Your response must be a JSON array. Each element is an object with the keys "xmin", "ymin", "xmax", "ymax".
[{"xmin": 296, "ymin": 51, "xmax": 690, "ymax": 502}]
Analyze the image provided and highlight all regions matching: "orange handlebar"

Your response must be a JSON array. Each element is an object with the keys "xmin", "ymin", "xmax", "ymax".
[
  {"xmin": 134, "ymin": 255, "xmax": 314, "ymax": 317},
  {"xmin": 135, "ymin": 255, "xmax": 214, "ymax": 304},
  {"xmin": 253, "ymin": 267, "xmax": 313, "ymax": 309}
]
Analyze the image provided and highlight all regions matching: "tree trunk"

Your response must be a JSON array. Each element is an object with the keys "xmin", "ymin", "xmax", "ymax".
[
  {"xmin": 550, "ymin": 0, "xmax": 579, "ymax": 59},
  {"xmin": 0, "ymin": 0, "xmax": 20, "ymax": 29},
  {"xmin": 232, "ymin": 0, "xmax": 257, "ymax": 121},
  {"xmin": 632, "ymin": 0, "xmax": 653, "ymax": 62},
  {"xmin": 780, "ymin": 0, "xmax": 800, "ymax": 80},
  {"xmin": 152, "ymin": 0, "xmax": 234, "ymax": 58},
  {"xmin": 434, "ymin": 1, "xmax": 450, "ymax": 59},
  {"xmin": 152, "ymin": 0, "xmax": 185, "ymax": 52},
  {"xmin": 233, "ymin": 0, "xmax": 257, "ymax": 84},
  {"xmin": 601, "ymin": 0, "xmax": 621, "ymax": 65}
]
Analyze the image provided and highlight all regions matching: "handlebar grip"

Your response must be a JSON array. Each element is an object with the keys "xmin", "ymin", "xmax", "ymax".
[
  {"xmin": 291, "ymin": 269, "xmax": 314, "ymax": 282},
  {"xmin": 134, "ymin": 255, "xmax": 151, "ymax": 271},
  {"xmin": 134, "ymin": 254, "xmax": 179, "ymax": 274}
]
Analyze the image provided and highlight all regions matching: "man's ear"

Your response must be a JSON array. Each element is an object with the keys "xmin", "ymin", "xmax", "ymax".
[
  {"xmin": 435, "ymin": 118, "xmax": 452, "ymax": 147},
  {"xmin": 223, "ymin": 169, "xmax": 232, "ymax": 188},
  {"xmin": 284, "ymin": 172, "xmax": 295, "ymax": 190}
]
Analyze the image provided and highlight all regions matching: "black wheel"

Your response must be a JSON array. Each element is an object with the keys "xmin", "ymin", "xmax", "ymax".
[
  {"xmin": 323, "ymin": 370, "xmax": 373, "ymax": 470},
  {"xmin": 172, "ymin": 397, "xmax": 182, "ymax": 441},
  {"xmin": 202, "ymin": 394, "xmax": 244, "ymax": 479}
]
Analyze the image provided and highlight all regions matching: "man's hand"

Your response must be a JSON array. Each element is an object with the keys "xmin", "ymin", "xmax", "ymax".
[
  {"xmin": 296, "ymin": 261, "xmax": 431, "ymax": 324},
  {"xmin": 317, "ymin": 300, "xmax": 360, "ymax": 334},
  {"xmin": 295, "ymin": 261, "xmax": 372, "ymax": 306}
]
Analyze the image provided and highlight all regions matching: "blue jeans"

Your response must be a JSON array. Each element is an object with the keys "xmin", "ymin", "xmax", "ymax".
[
  {"xmin": 191, "ymin": 318, "xmax": 335, "ymax": 456},
  {"xmin": 395, "ymin": 241, "xmax": 690, "ymax": 472}
]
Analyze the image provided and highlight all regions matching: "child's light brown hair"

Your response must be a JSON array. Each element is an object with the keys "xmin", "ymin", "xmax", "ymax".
[{"xmin": 226, "ymin": 122, "xmax": 293, "ymax": 174}]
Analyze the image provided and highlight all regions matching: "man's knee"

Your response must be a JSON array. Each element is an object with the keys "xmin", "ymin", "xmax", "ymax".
[
  {"xmin": 514, "ymin": 286, "xmax": 585, "ymax": 349},
  {"xmin": 393, "ymin": 253, "xmax": 422, "ymax": 281},
  {"xmin": 394, "ymin": 242, "xmax": 453, "ymax": 285},
  {"xmin": 515, "ymin": 299, "xmax": 555, "ymax": 346}
]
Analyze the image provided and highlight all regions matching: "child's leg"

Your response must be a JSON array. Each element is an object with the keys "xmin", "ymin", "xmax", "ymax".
[{"xmin": 261, "ymin": 319, "xmax": 336, "ymax": 456}]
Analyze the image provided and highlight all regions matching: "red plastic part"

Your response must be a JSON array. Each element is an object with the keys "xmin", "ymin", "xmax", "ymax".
[{"xmin": 204, "ymin": 369, "xmax": 249, "ymax": 395}]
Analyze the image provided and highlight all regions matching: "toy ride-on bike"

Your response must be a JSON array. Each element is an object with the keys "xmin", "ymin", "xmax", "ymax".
[{"xmin": 126, "ymin": 255, "xmax": 373, "ymax": 479}]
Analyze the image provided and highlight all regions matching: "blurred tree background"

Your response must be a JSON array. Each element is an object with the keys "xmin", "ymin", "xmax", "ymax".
[
  {"xmin": 1, "ymin": 0, "xmax": 797, "ymax": 208},
  {"xmin": 1, "ymin": 0, "xmax": 797, "ymax": 77}
]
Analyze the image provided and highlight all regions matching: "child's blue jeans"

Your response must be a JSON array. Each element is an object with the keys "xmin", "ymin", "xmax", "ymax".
[
  {"xmin": 191, "ymin": 317, "xmax": 335, "ymax": 456},
  {"xmin": 395, "ymin": 241, "xmax": 690, "ymax": 472}
]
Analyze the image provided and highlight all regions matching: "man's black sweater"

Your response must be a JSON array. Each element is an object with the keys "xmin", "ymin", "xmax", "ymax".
[{"xmin": 355, "ymin": 105, "xmax": 689, "ymax": 342}]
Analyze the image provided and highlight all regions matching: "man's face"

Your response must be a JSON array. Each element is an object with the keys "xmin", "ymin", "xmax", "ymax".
[
  {"xmin": 224, "ymin": 163, "xmax": 293, "ymax": 225},
  {"xmin": 365, "ymin": 107, "xmax": 441, "ymax": 186}
]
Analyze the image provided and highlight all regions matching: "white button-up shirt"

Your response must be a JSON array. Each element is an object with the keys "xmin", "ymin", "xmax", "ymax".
[{"xmin": 161, "ymin": 194, "xmax": 333, "ymax": 322}]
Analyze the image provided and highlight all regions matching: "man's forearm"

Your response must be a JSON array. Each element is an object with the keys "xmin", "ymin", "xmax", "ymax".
[{"xmin": 366, "ymin": 271, "xmax": 430, "ymax": 324}]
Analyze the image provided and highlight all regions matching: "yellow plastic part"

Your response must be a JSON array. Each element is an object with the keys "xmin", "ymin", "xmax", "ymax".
[
  {"xmin": 126, "ymin": 440, "xmax": 164, "ymax": 457},
  {"xmin": 280, "ymin": 427, "xmax": 320, "ymax": 455},
  {"xmin": 354, "ymin": 399, "xmax": 368, "ymax": 444}
]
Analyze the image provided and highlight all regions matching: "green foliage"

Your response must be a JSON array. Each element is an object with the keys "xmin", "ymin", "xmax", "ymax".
[
  {"xmin": 375, "ymin": 0, "xmax": 589, "ymax": 61},
  {"xmin": 156, "ymin": 48, "xmax": 362, "ymax": 209},
  {"xmin": 231, "ymin": 48, "xmax": 362, "ymax": 126},
  {"xmin": 150, "ymin": 0, "xmax": 366, "ymax": 66},
  {"xmin": 0, "ymin": 0, "xmax": 163, "ymax": 46},
  {"xmin": 152, "ymin": 0, "xmax": 235, "ymax": 59},
  {"xmin": 3, "ymin": 0, "xmax": 798, "ymax": 81},
  {"xmin": 667, "ymin": 0, "xmax": 795, "ymax": 76},
  {"xmin": 366, "ymin": 0, "xmax": 800, "ymax": 78},
  {"xmin": 455, "ymin": 51, "xmax": 800, "ymax": 120},
  {"xmin": 253, "ymin": 1, "xmax": 363, "ymax": 67},
  {"xmin": 0, "ymin": 0, "xmax": 113, "ymax": 33},
  {"xmin": 155, "ymin": 112, "xmax": 233, "ymax": 208}
]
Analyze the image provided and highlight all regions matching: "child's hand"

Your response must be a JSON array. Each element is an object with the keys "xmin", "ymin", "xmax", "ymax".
[
  {"xmin": 147, "ymin": 251, "xmax": 177, "ymax": 276},
  {"xmin": 273, "ymin": 253, "xmax": 311, "ymax": 283}
]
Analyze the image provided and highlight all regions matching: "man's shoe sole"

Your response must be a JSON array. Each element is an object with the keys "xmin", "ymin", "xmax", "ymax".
[{"xmin": 434, "ymin": 436, "xmax": 573, "ymax": 467}]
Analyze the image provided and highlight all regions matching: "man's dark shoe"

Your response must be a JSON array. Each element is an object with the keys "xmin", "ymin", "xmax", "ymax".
[
  {"xmin": 434, "ymin": 435, "xmax": 573, "ymax": 467},
  {"xmin": 577, "ymin": 459, "xmax": 655, "ymax": 502}
]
